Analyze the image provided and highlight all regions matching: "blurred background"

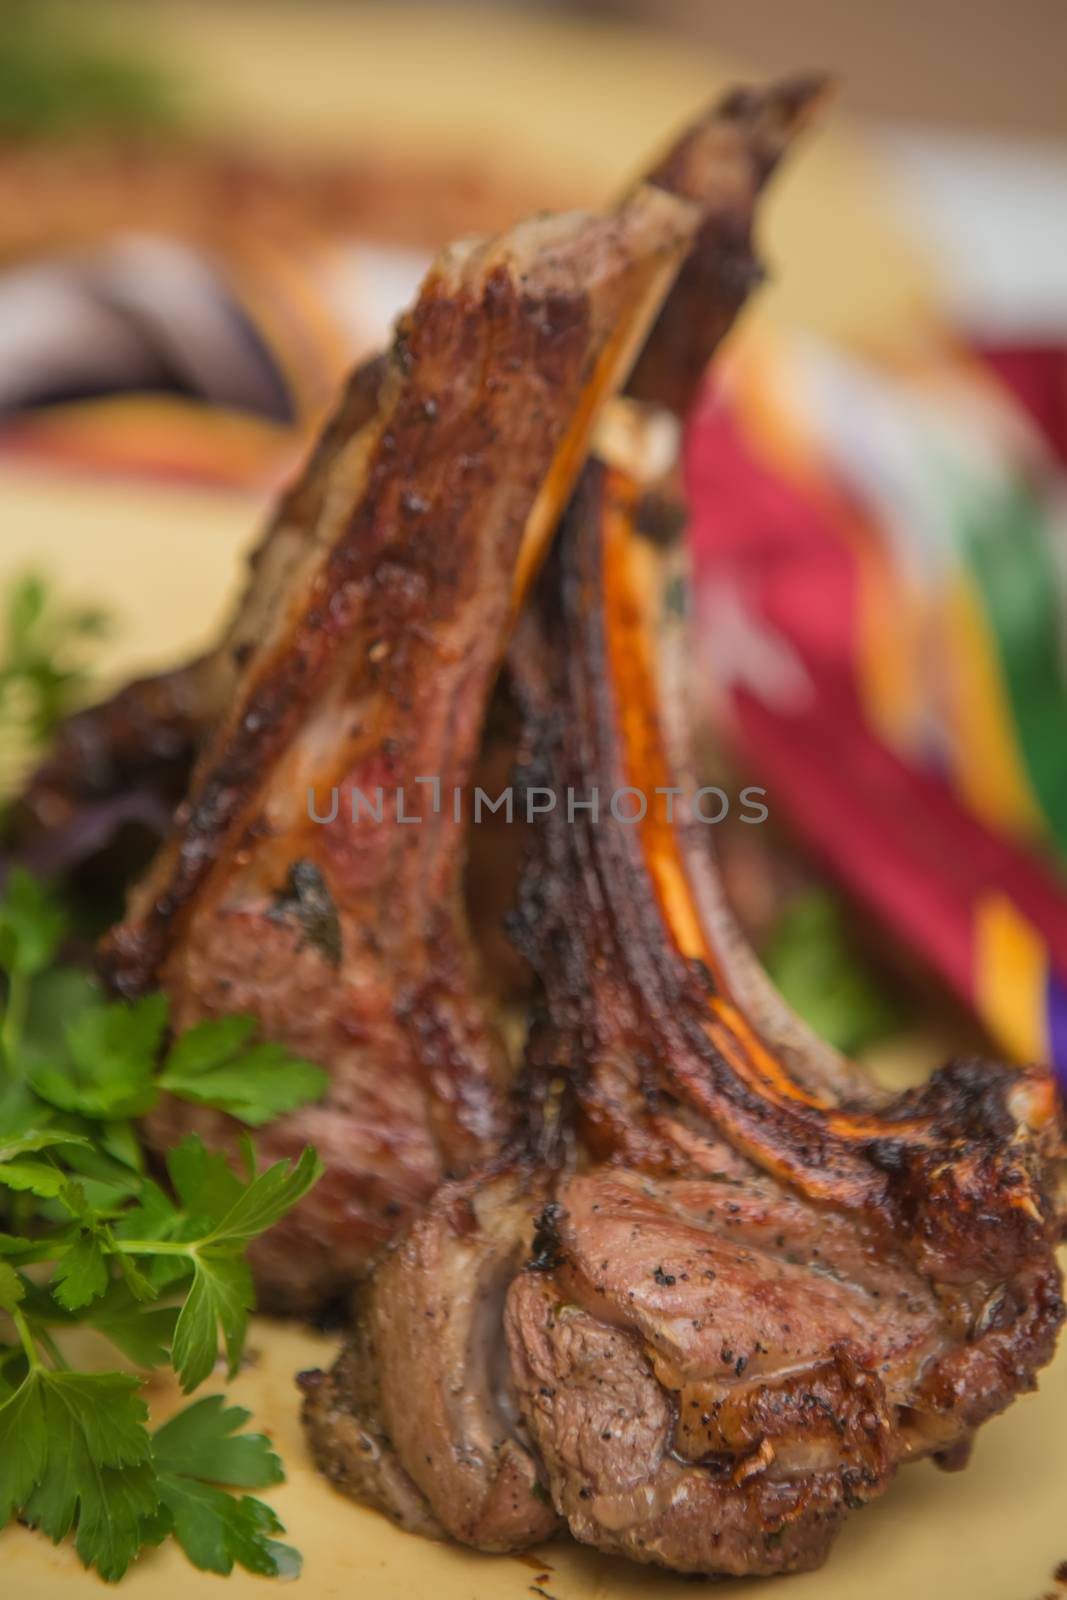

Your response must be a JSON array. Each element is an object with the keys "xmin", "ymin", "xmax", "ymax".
[{"xmin": 1, "ymin": 0, "xmax": 1066, "ymax": 1085}]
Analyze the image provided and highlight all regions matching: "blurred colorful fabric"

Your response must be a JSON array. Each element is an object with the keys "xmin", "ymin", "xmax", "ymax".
[
  {"xmin": 0, "ymin": 221, "xmax": 416, "ymax": 483},
  {"xmin": 687, "ymin": 332, "xmax": 1067, "ymax": 1086},
  {"xmin": 0, "ymin": 138, "xmax": 539, "ymax": 484}
]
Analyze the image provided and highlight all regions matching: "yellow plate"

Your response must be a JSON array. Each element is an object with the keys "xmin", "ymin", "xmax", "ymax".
[
  {"xmin": 5, "ymin": 1310, "xmax": 1066, "ymax": 1600},
  {"xmin": 2, "ymin": 5, "xmax": 1062, "ymax": 1597}
]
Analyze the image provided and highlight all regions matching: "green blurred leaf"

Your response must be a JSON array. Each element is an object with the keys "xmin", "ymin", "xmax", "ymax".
[{"xmin": 763, "ymin": 889, "xmax": 902, "ymax": 1055}]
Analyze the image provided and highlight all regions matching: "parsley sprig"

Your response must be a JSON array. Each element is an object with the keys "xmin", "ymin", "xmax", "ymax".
[
  {"xmin": 0, "ymin": 867, "xmax": 327, "ymax": 1580},
  {"xmin": 0, "ymin": 572, "xmax": 112, "ymax": 764}
]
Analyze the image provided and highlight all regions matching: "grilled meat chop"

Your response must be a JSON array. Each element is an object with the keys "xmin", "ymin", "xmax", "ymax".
[
  {"xmin": 304, "ymin": 459, "xmax": 1065, "ymax": 1574},
  {"xmin": 51, "ymin": 79, "xmax": 818, "ymax": 1313},
  {"xmin": 104, "ymin": 192, "xmax": 704, "ymax": 1312},
  {"xmin": 503, "ymin": 467, "xmax": 1065, "ymax": 1569}
]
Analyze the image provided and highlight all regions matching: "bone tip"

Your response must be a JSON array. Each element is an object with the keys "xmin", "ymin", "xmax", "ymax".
[{"xmin": 719, "ymin": 72, "xmax": 837, "ymax": 136}]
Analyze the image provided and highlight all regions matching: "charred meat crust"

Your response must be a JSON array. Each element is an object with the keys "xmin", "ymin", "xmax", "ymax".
[
  {"xmin": 299, "ymin": 1342, "xmax": 447, "ymax": 1541},
  {"xmin": 18, "ymin": 78, "xmax": 823, "ymax": 916},
  {"xmin": 100, "ymin": 197, "xmax": 699, "ymax": 998},
  {"xmin": 512, "ymin": 461, "xmax": 1066, "ymax": 1278}
]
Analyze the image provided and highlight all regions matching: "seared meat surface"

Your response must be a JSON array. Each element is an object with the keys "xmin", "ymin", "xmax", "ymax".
[
  {"xmin": 505, "ymin": 1173, "xmax": 902, "ymax": 1577},
  {"xmin": 302, "ymin": 1166, "xmax": 559, "ymax": 1550},
  {"xmin": 306, "ymin": 461, "xmax": 1065, "ymax": 1575}
]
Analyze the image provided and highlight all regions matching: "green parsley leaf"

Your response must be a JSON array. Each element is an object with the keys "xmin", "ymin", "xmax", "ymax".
[
  {"xmin": 0, "ymin": 572, "xmax": 113, "ymax": 765},
  {"xmin": 159, "ymin": 1016, "xmax": 328, "ymax": 1128},
  {"xmin": 155, "ymin": 1479, "xmax": 299, "ymax": 1580},
  {"xmin": 112, "ymin": 1177, "xmax": 180, "ymax": 1242},
  {"xmin": 165, "ymin": 1136, "xmax": 244, "ymax": 1226},
  {"xmin": 51, "ymin": 1229, "xmax": 109, "ymax": 1310},
  {"xmin": 58, "ymin": 1141, "xmax": 150, "ymax": 1208},
  {"xmin": 96, "ymin": 1117, "xmax": 145, "ymax": 1175},
  {"xmin": 167, "ymin": 1147, "xmax": 321, "ymax": 1391},
  {"xmin": 0, "ymin": 1159, "xmax": 66, "ymax": 1197},
  {"xmin": 149, "ymin": 1399, "xmax": 298, "ymax": 1578},
  {"xmin": 0, "ymin": 1082, "xmax": 44, "ymax": 1142},
  {"xmin": 31, "ymin": 992, "xmax": 168, "ymax": 1120},
  {"xmin": 171, "ymin": 1251, "xmax": 254, "ymax": 1394},
  {"xmin": 0, "ymin": 1128, "xmax": 89, "ymax": 1161},
  {"xmin": 3, "ymin": 1370, "xmax": 157, "ymax": 1582},
  {"xmin": 0, "ymin": 867, "xmax": 65, "ymax": 978},
  {"xmin": 0, "ymin": 1232, "xmax": 55, "ymax": 1261},
  {"xmin": 0, "ymin": 1370, "xmax": 47, "ymax": 1525},
  {"xmin": 0, "ymin": 1259, "xmax": 24, "ymax": 1311},
  {"xmin": 200, "ymin": 1145, "xmax": 323, "ymax": 1251},
  {"xmin": 152, "ymin": 1396, "xmax": 284, "ymax": 1490},
  {"xmin": 0, "ymin": 861, "xmax": 327, "ymax": 1580},
  {"xmin": 19, "ymin": 966, "xmax": 100, "ymax": 1070},
  {"xmin": 762, "ymin": 889, "xmax": 902, "ymax": 1055},
  {"xmin": 113, "ymin": 1249, "xmax": 159, "ymax": 1304},
  {"xmin": 87, "ymin": 1286, "xmax": 177, "ymax": 1368}
]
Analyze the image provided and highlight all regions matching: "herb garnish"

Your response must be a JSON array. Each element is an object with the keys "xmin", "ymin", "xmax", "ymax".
[
  {"xmin": 0, "ymin": 573, "xmax": 112, "ymax": 806},
  {"xmin": 0, "ymin": 866, "xmax": 328, "ymax": 1580}
]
